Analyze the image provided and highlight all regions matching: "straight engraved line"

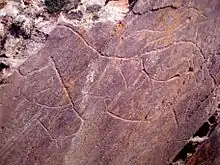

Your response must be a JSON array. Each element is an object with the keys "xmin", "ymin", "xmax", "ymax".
[
  {"xmin": 35, "ymin": 119, "xmax": 59, "ymax": 148},
  {"xmin": 50, "ymin": 56, "xmax": 84, "ymax": 121},
  {"xmin": 22, "ymin": 92, "xmax": 72, "ymax": 109}
]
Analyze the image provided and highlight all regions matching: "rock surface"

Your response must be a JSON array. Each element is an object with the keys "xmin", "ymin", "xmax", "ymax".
[{"xmin": 1, "ymin": 0, "xmax": 220, "ymax": 165}]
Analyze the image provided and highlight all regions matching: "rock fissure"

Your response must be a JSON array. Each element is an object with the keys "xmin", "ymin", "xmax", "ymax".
[{"xmin": 170, "ymin": 110, "xmax": 220, "ymax": 165}]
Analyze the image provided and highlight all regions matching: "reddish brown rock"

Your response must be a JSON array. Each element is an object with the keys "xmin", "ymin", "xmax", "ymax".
[
  {"xmin": 1, "ymin": 0, "xmax": 220, "ymax": 165},
  {"xmin": 0, "ymin": 0, "xmax": 6, "ymax": 9}
]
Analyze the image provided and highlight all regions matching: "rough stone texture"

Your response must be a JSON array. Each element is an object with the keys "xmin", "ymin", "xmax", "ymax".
[{"xmin": 0, "ymin": 0, "xmax": 220, "ymax": 165}]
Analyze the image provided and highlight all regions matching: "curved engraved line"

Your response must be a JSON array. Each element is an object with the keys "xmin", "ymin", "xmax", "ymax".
[
  {"xmin": 58, "ymin": 24, "xmax": 139, "ymax": 61},
  {"xmin": 125, "ymin": 17, "xmax": 190, "ymax": 38},
  {"xmin": 141, "ymin": 59, "xmax": 182, "ymax": 83},
  {"xmin": 106, "ymin": 111, "xmax": 150, "ymax": 123},
  {"xmin": 140, "ymin": 40, "xmax": 205, "ymax": 59},
  {"xmin": 18, "ymin": 62, "xmax": 51, "ymax": 78},
  {"xmin": 142, "ymin": 70, "xmax": 181, "ymax": 83},
  {"xmin": 140, "ymin": 39, "xmax": 205, "ymax": 82}
]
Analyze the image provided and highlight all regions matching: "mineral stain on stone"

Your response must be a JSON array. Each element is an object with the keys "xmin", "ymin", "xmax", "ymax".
[{"xmin": 0, "ymin": 0, "xmax": 6, "ymax": 9}]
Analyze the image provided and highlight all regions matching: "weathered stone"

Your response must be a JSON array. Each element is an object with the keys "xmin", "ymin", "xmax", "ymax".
[{"xmin": 1, "ymin": 0, "xmax": 220, "ymax": 165}]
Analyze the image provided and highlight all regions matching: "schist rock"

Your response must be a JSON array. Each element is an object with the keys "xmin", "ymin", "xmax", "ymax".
[{"xmin": 1, "ymin": 0, "xmax": 220, "ymax": 165}]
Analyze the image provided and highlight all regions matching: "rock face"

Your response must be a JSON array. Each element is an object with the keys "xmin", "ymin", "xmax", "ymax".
[{"xmin": 0, "ymin": 0, "xmax": 220, "ymax": 165}]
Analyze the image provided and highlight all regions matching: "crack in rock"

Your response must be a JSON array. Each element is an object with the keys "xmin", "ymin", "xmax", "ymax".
[
  {"xmin": 132, "ymin": 3, "xmax": 180, "ymax": 15},
  {"xmin": 170, "ymin": 110, "xmax": 219, "ymax": 164}
]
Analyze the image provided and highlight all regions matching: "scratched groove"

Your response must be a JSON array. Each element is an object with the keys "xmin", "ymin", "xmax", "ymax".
[{"xmin": 1, "ymin": 0, "xmax": 220, "ymax": 165}]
